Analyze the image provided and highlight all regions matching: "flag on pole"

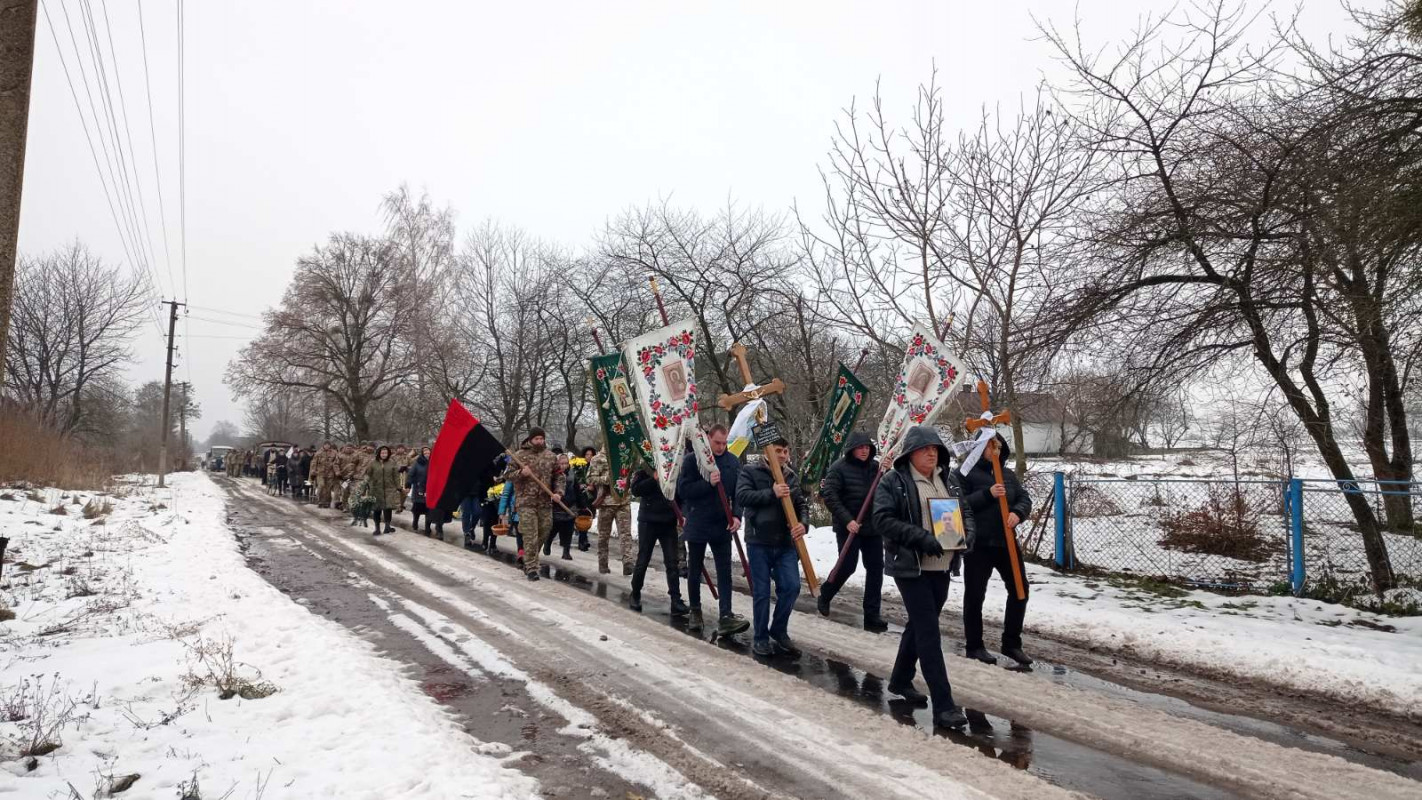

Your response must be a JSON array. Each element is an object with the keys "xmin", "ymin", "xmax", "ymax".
[
  {"xmin": 800, "ymin": 363, "xmax": 868, "ymax": 487},
  {"xmin": 427, "ymin": 399, "xmax": 506, "ymax": 513},
  {"xmin": 725, "ymin": 390, "xmax": 766, "ymax": 457},
  {"xmin": 621, "ymin": 319, "xmax": 709, "ymax": 498},
  {"xmin": 588, "ymin": 352, "xmax": 655, "ymax": 496},
  {"xmin": 876, "ymin": 323, "xmax": 968, "ymax": 459}
]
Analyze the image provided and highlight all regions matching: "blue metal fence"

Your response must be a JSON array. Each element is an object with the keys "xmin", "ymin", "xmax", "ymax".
[{"xmin": 1041, "ymin": 473, "xmax": 1422, "ymax": 595}]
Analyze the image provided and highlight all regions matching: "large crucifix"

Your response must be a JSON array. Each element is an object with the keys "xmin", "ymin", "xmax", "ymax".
[
  {"xmin": 964, "ymin": 379, "xmax": 1027, "ymax": 601},
  {"xmin": 718, "ymin": 343, "xmax": 820, "ymax": 595}
]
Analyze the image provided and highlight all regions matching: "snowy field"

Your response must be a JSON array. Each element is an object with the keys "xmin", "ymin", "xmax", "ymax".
[{"xmin": 0, "ymin": 473, "xmax": 536, "ymax": 798}]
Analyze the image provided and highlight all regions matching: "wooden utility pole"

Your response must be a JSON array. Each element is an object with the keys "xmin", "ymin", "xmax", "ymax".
[
  {"xmin": 0, "ymin": 1, "xmax": 38, "ymax": 387},
  {"xmin": 157, "ymin": 300, "xmax": 184, "ymax": 487}
]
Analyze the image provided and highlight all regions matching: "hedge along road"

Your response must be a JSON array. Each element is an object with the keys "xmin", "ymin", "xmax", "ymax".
[{"xmin": 220, "ymin": 476, "xmax": 1420, "ymax": 800}]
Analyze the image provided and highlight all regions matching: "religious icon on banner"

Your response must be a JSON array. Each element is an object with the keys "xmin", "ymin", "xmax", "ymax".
[
  {"xmin": 907, "ymin": 361, "xmax": 935, "ymax": 400},
  {"xmin": 800, "ymin": 362, "xmax": 868, "ymax": 488},
  {"xmin": 610, "ymin": 377, "xmax": 636, "ymax": 416},
  {"xmin": 662, "ymin": 360, "xmax": 689, "ymax": 402},
  {"xmin": 930, "ymin": 497, "xmax": 967, "ymax": 550}
]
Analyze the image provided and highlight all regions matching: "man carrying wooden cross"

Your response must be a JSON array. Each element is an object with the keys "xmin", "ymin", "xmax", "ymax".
[
  {"xmin": 957, "ymin": 382, "xmax": 1034, "ymax": 667},
  {"xmin": 720, "ymin": 342, "xmax": 814, "ymax": 658}
]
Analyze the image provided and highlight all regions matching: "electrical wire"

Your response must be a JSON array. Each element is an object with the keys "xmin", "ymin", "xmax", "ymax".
[
  {"xmin": 135, "ymin": 0, "xmax": 175, "ymax": 291},
  {"xmin": 38, "ymin": 0, "xmax": 165, "ymax": 338}
]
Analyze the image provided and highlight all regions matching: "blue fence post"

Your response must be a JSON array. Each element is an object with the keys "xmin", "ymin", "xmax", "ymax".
[
  {"xmin": 1288, "ymin": 478, "xmax": 1305, "ymax": 595},
  {"xmin": 1054, "ymin": 471, "xmax": 1068, "ymax": 569}
]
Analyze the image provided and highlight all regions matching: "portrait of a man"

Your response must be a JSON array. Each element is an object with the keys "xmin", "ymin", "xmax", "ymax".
[{"xmin": 662, "ymin": 360, "xmax": 689, "ymax": 402}]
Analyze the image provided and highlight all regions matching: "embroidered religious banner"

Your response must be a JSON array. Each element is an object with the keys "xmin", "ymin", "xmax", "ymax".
[
  {"xmin": 800, "ymin": 362, "xmax": 868, "ymax": 488},
  {"xmin": 588, "ymin": 352, "xmax": 655, "ymax": 497},
  {"xmin": 621, "ymin": 319, "xmax": 708, "ymax": 498},
  {"xmin": 876, "ymin": 323, "xmax": 968, "ymax": 458}
]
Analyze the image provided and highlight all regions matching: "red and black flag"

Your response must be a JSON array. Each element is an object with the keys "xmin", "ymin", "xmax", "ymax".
[{"xmin": 427, "ymin": 399, "xmax": 506, "ymax": 513}]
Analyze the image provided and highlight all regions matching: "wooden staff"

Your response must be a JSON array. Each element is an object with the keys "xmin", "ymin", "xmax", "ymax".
[
  {"xmin": 586, "ymin": 316, "xmax": 605, "ymax": 352},
  {"xmin": 647, "ymin": 276, "xmax": 726, "ymax": 599},
  {"xmin": 504, "ymin": 449, "xmax": 577, "ymax": 516}
]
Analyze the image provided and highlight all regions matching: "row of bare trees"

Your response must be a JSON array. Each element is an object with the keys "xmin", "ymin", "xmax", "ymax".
[{"xmin": 225, "ymin": 2, "xmax": 1419, "ymax": 592}]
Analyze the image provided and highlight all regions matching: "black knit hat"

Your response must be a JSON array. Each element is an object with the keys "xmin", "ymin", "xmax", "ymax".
[{"xmin": 528, "ymin": 427, "xmax": 546, "ymax": 440}]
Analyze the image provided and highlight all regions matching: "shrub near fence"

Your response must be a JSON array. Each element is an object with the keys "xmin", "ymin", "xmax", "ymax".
[{"xmin": 1043, "ymin": 474, "xmax": 1422, "ymax": 600}]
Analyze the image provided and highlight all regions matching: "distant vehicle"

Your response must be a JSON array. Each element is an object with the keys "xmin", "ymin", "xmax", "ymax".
[{"xmin": 207, "ymin": 445, "xmax": 237, "ymax": 472}]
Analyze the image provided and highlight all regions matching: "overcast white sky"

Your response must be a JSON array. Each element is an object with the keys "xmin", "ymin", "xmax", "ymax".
[{"xmin": 19, "ymin": 0, "xmax": 1354, "ymax": 441}]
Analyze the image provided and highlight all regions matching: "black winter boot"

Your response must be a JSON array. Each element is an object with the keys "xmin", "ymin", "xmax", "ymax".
[
  {"xmin": 887, "ymin": 682, "xmax": 928, "ymax": 705},
  {"xmin": 966, "ymin": 647, "xmax": 998, "ymax": 665},
  {"xmin": 933, "ymin": 706, "xmax": 968, "ymax": 729},
  {"xmin": 1001, "ymin": 647, "xmax": 1034, "ymax": 667},
  {"xmin": 669, "ymin": 598, "xmax": 690, "ymax": 617},
  {"xmin": 628, "ymin": 592, "xmax": 642, "ymax": 612}
]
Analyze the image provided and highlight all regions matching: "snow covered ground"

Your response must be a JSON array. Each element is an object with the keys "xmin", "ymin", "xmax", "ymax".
[
  {"xmin": 0, "ymin": 473, "xmax": 537, "ymax": 798},
  {"xmin": 800, "ymin": 524, "xmax": 1422, "ymax": 720}
]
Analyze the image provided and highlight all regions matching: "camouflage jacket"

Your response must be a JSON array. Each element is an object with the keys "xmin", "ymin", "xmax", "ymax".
[
  {"xmin": 503, "ymin": 444, "xmax": 557, "ymax": 511},
  {"xmin": 337, "ymin": 451, "xmax": 361, "ymax": 480},
  {"xmin": 311, "ymin": 449, "xmax": 339, "ymax": 479},
  {"xmin": 586, "ymin": 451, "xmax": 630, "ymax": 507}
]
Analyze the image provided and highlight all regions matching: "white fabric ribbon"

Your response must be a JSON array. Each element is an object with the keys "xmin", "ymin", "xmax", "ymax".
[
  {"xmin": 955, "ymin": 411, "xmax": 998, "ymax": 475},
  {"xmin": 726, "ymin": 383, "xmax": 766, "ymax": 457}
]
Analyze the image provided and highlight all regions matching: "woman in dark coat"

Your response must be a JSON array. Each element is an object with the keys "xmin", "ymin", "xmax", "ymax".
[
  {"xmin": 407, "ymin": 447, "xmax": 432, "ymax": 533},
  {"xmin": 365, "ymin": 446, "xmax": 402, "ymax": 536},
  {"xmin": 958, "ymin": 432, "xmax": 1033, "ymax": 666}
]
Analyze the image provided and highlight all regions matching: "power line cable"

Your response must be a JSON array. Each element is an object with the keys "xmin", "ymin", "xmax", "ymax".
[
  {"xmin": 95, "ymin": 0, "xmax": 173, "ymax": 297},
  {"xmin": 134, "ymin": 0, "xmax": 174, "ymax": 295},
  {"xmin": 186, "ymin": 304, "xmax": 265, "ymax": 319},
  {"xmin": 73, "ymin": 0, "xmax": 158, "ymax": 288},
  {"xmin": 188, "ymin": 315, "xmax": 264, "ymax": 329},
  {"xmin": 39, "ymin": 0, "xmax": 165, "ymax": 338}
]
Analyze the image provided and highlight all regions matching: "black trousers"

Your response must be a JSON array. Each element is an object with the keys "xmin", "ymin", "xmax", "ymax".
[
  {"xmin": 819, "ymin": 530, "xmax": 884, "ymax": 619},
  {"xmin": 962, "ymin": 546, "xmax": 1030, "ymax": 651},
  {"xmin": 891, "ymin": 571, "xmax": 954, "ymax": 711},
  {"xmin": 547, "ymin": 518, "xmax": 573, "ymax": 553},
  {"xmin": 687, "ymin": 537, "xmax": 733, "ymax": 618},
  {"xmin": 411, "ymin": 500, "xmax": 428, "ymax": 531},
  {"xmin": 631, "ymin": 520, "xmax": 681, "ymax": 599}
]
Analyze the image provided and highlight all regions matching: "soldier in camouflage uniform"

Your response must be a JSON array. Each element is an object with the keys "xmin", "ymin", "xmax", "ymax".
[
  {"xmin": 311, "ymin": 442, "xmax": 339, "ymax": 507},
  {"xmin": 337, "ymin": 444, "xmax": 360, "ymax": 509},
  {"xmin": 587, "ymin": 449, "xmax": 635, "ymax": 575},
  {"xmin": 503, "ymin": 428, "xmax": 557, "ymax": 581}
]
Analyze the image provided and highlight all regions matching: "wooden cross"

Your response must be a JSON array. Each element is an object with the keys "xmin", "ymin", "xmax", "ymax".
[
  {"xmin": 718, "ymin": 343, "xmax": 820, "ymax": 595},
  {"xmin": 964, "ymin": 379, "xmax": 1027, "ymax": 601}
]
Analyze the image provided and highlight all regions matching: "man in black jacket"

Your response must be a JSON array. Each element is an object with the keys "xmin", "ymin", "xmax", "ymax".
[
  {"xmin": 629, "ymin": 467, "xmax": 690, "ymax": 616},
  {"xmin": 958, "ymin": 432, "xmax": 1033, "ymax": 666},
  {"xmin": 872, "ymin": 425, "xmax": 973, "ymax": 729},
  {"xmin": 677, "ymin": 424, "xmax": 750, "ymax": 636},
  {"xmin": 816, "ymin": 431, "xmax": 888, "ymax": 632},
  {"xmin": 736, "ymin": 437, "xmax": 808, "ymax": 658}
]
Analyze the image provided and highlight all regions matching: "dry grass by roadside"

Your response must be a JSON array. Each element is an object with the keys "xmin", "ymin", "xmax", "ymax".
[{"xmin": 0, "ymin": 409, "xmax": 114, "ymax": 490}]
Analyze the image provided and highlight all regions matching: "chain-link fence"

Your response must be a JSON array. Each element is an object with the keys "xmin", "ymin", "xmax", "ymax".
[{"xmin": 1039, "ymin": 475, "xmax": 1422, "ymax": 595}]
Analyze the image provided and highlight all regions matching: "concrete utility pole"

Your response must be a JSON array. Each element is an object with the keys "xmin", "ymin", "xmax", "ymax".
[
  {"xmin": 178, "ymin": 381, "xmax": 190, "ymax": 469},
  {"xmin": 0, "ymin": 1, "xmax": 38, "ymax": 387},
  {"xmin": 157, "ymin": 300, "xmax": 184, "ymax": 487}
]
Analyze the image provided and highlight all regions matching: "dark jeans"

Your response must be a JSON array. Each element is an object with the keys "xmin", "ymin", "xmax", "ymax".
[
  {"xmin": 687, "ymin": 537, "xmax": 734, "ymax": 618},
  {"xmin": 892, "ymin": 571, "xmax": 955, "ymax": 711},
  {"xmin": 963, "ymin": 546, "xmax": 1030, "ymax": 651},
  {"xmin": 631, "ymin": 521, "xmax": 681, "ymax": 599},
  {"xmin": 819, "ymin": 530, "xmax": 883, "ymax": 619},
  {"xmin": 459, "ymin": 497, "xmax": 479, "ymax": 535},
  {"xmin": 411, "ymin": 500, "xmax": 429, "ymax": 531},
  {"xmin": 747, "ymin": 543, "xmax": 800, "ymax": 645}
]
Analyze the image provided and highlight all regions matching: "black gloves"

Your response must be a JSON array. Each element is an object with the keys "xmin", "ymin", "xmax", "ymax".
[{"xmin": 922, "ymin": 538, "xmax": 945, "ymax": 558}]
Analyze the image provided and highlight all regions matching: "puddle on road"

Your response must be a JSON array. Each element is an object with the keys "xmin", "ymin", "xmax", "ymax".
[{"xmin": 468, "ymin": 553, "xmax": 1243, "ymax": 800}]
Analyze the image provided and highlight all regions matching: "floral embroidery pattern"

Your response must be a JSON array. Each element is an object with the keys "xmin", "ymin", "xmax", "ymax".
[
  {"xmin": 623, "ymin": 322, "xmax": 707, "ymax": 495},
  {"xmin": 589, "ymin": 352, "xmax": 652, "ymax": 500},
  {"xmin": 876, "ymin": 323, "xmax": 967, "ymax": 455}
]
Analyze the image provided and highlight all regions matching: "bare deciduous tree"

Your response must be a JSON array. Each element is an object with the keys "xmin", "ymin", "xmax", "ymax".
[{"xmin": 3, "ymin": 242, "xmax": 149, "ymax": 436}]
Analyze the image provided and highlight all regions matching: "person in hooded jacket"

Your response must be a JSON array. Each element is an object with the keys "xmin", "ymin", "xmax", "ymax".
[
  {"xmin": 629, "ymin": 466, "xmax": 690, "ymax": 616},
  {"xmin": 958, "ymin": 432, "xmax": 1033, "ymax": 666},
  {"xmin": 407, "ymin": 446, "xmax": 432, "ymax": 533},
  {"xmin": 816, "ymin": 431, "xmax": 888, "ymax": 632},
  {"xmin": 872, "ymin": 425, "xmax": 973, "ymax": 729}
]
